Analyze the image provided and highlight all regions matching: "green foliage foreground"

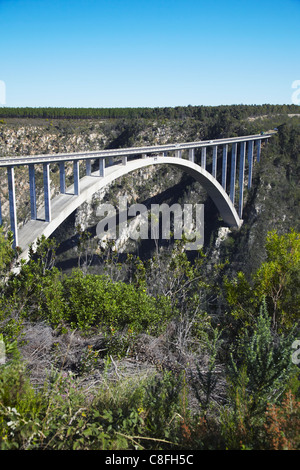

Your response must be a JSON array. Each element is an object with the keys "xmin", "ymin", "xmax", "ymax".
[
  {"xmin": 0, "ymin": 229, "xmax": 299, "ymax": 450},
  {"xmin": 0, "ymin": 314, "xmax": 299, "ymax": 450},
  {"xmin": 1, "ymin": 237, "xmax": 172, "ymax": 337}
]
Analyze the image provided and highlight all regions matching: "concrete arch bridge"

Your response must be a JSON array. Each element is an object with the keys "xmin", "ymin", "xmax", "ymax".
[{"xmin": 0, "ymin": 133, "xmax": 273, "ymax": 259}]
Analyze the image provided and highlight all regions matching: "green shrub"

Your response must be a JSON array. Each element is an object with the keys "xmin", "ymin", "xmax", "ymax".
[
  {"xmin": 219, "ymin": 301, "xmax": 299, "ymax": 449},
  {"xmin": 61, "ymin": 270, "xmax": 172, "ymax": 333},
  {"xmin": 0, "ymin": 356, "xmax": 44, "ymax": 449},
  {"xmin": 141, "ymin": 371, "xmax": 185, "ymax": 447}
]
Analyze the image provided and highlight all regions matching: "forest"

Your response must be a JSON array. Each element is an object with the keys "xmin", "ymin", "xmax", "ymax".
[
  {"xmin": 0, "ymin": 105, "xmax": 299, "ymax": 451},
  {"xmin": 1, "ymin": 102, "xmax": 300, "ymax": 121}
]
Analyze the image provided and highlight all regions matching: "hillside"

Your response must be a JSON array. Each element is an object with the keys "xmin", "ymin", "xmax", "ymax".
[{"xmin": 0, "ymin": 105, "xmax": 299, "ymax": 450}]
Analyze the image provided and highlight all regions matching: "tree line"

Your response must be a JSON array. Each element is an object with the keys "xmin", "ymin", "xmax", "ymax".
[{"xmin": 0, "ymin": 104, "xmax": 300, "ymax": 121}]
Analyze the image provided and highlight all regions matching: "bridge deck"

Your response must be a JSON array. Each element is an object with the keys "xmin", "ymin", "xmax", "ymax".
[{"xmin": 0, "ymin": 133, "xmax": 273, "ymax": 167}]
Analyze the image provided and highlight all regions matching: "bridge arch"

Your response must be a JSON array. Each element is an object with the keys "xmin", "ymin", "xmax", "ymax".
[{"xmin": 18, "ymin": 155, "xmax": 242, "ymax": 260}]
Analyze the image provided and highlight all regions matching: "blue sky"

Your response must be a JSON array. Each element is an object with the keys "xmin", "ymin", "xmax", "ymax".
[{"xmin": 1, "ymin": 0, "xmax": 300, "ymax": 108}]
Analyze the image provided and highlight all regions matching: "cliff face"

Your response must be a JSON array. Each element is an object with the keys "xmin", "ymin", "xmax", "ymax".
[{"xmin": 1, "ymin": 116, "xmax": 299, "ymax": 277}]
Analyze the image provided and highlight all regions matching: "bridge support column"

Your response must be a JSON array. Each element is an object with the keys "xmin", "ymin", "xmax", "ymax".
[
  {"xmin": 222, "ymin": 144, "xmax": 228, "ymax": 190},
  {"xmin": 59, "ymin": 162, "xmax": 66, "ymax": 193},
  {"xmin": 248, "ymin": 140, "xmax": 254, "ymax": 189},
  {"xmin": 212, "ymin": 146, "xmax": 218, "ymax": 178},
  {"xmin": 73, "ymin": 161, "xmax": 80, "ymax": 195},
  {"xmin": 29, "ymin": 164, "xmax": 37, "ymax": 219},
  {"xmin": 189, "ymin": 148, "xmax": 195, "ymax": 163},
  {"xmin": 99, "ymin": 158, "xmax": 105, "ymax": 177},
  {"xmin": 86, "ymin": 159, "xmax": 92, "ymax": 175},
  {"xmin": 7, "ymin": 167, "xmax": 18, "ymax": 248},
  {"xmin": 238, "ymin": 142, "xmax": 246, "ymax": 219},
  {"xmin": 142, "ymin": 154, "xmax": 147, "ymax": 159},
  {"xmin": 230, "ymin": 143, "xmax": 237, "ymax": 203},
  {"xmin": 256, "ymin": 139, "xmax": 261, "ymax": 162},
  {"xmin": 175, "ymin": 149, "xmax": 182, "ymax": 158},
  {"xmin": 122, "ymin": 156, "xmax": 127, "ymax": 165},
  {"xmin": 43, "ymin": 163, "xmax": 51, "ymax": 222},
  {"xmin": 201, "ymin": 147, "xmax": 206, "ymax": 170}
]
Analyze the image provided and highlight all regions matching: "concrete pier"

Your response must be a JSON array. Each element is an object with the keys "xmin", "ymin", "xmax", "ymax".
[
  {"xmin": 8, "ymin": 167, "xmax": 18, "ymax": 247},
  {"xmin": 122, "ymin": 156, "xmax": 127, "ymax": 165},
  {"xmin": 212, "ymin": 146, "xmax": 218, "ymax": 179},
  {"xmin": 29, "ymin": 164, "xmax": 37, "ymax": 220},
  {"xmin": 222, "ymin": 144, "xmax": 228, "ymax": 190},
  {"xmin": 59, "ymin": 162, "xmax": 66, "ymax": 193},
  {"xmin": 238, "ymin": 142, "xmax": 246, "ymax": 218},
  {"xmin": 201, "ymin": 147, "xmax": 207, "ymax": 170},
  {"xmin": 189, "ymin": 148, "xmax": 195, "ymax": 163},
  {"xmin": 248, "ymin": 140, "xmax": 254, "ymax": 189},
  {"xmin": 99, "ymin": 158, "xmax": 105, "ymax": 177},
  {"xmin": 230, "ymin": 143, "xmax": 237, "ymax": 203},
  {"xmin": 257, "ymin": 139, "xmax": 261, "ymax": 162},
  {"xmin": 73, "ymin": 161, "xmax": 80, "ymax": 195},
  {"xmin": 43, "ymin": 163, "xmax": 51, "ymax": 222},
  {"xmin": 86, "ymin": 159, "xmax": 92, "ymax": 176}
]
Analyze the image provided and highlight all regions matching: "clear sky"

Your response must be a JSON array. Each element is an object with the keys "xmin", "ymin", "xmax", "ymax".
[{"xmin": 1, "ymin": 0, "xmax": 300, "ymax": 108}]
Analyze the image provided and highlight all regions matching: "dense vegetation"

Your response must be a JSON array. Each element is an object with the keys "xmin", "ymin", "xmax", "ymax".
[
  {"xmin": 0, "ymin": 103, "xmax": 299, "ymax": 122},
  {"xmin": 0, "ymin": 106, "xmax": 299, "ymax": 450}
]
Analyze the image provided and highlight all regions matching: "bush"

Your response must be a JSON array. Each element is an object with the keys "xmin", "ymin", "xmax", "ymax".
[
  {"xmin": 262, "ymin": 390, "xmax": 300, "ymax": 450},
  {"xmin": 61, "ymin": 270, "xmax": 172, "ymax": 333},
  {"xmin": 228, "ymin": 301, "xmax": 298, "ymax": 413},
  {"xmin": 0, "ymin": 357, "xmax": 186, "ymax": 450},
  {"xmin": 219, "ymin": 301, "xmax": 299, "ymax": 449}
]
